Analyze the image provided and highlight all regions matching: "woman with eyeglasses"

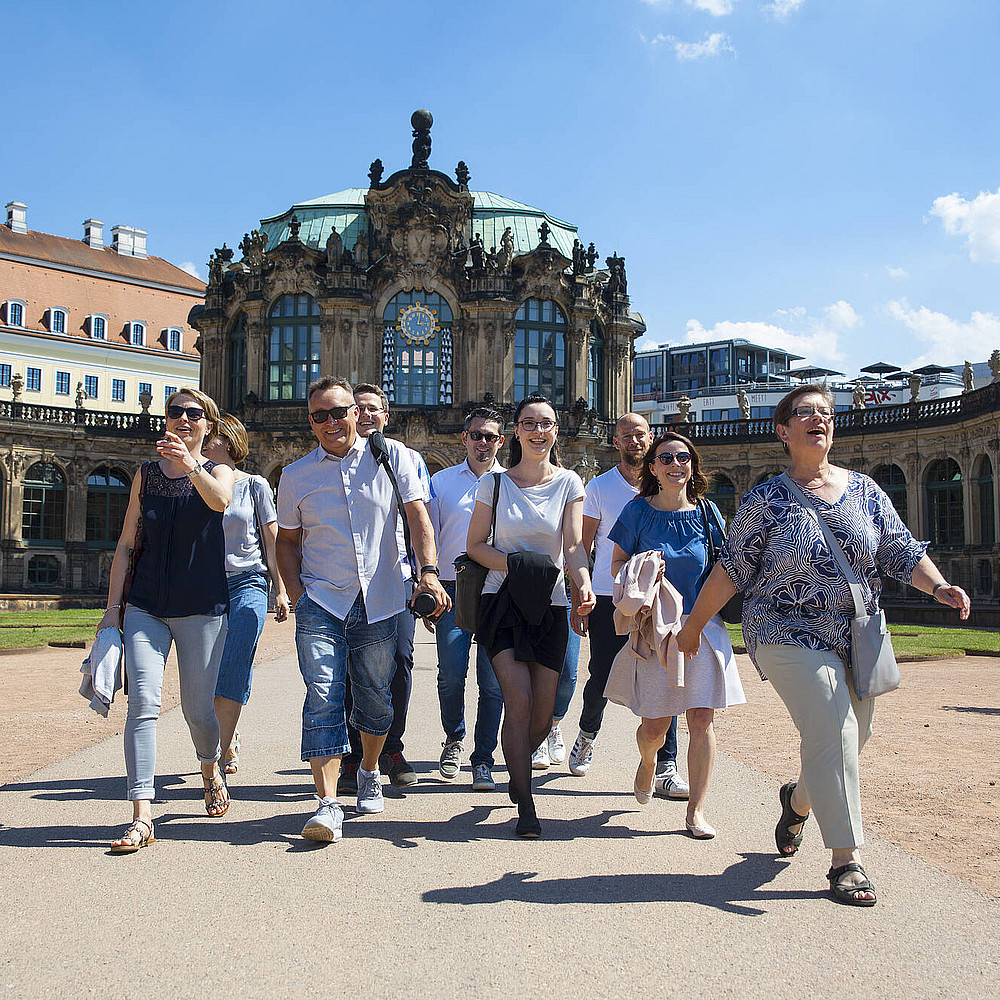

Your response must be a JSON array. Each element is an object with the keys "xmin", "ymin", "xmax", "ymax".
[
  {"xmin": 676, "ymin": 384, "xmax": 970, "ymax": 905},
  {"xmin": 203, "ymin": 414, "xmax": 290, "ymax": 778},
  {"xmin": 467, "ymin": 393, "xmax": 596, "ymax": 837},
  {"xmin": 608, "ymin": 432, "xmax": 744, "ymax": 840},
  {"xmin": 100, "ymin": 389, "xmax": 234, "ymax": 853}
]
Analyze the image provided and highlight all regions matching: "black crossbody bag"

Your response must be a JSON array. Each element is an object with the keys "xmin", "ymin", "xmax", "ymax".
[
  {"xmin": 453, "ymin": 472, "xmax": 501, "ymax": 633},
  {"xmin": 698, "ymin": 498, "xmax": 744, "ymax": 626}
]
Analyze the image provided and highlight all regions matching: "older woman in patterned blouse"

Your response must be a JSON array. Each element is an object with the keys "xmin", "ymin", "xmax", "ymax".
[{"xmin": 676, "ymin": 383, "xmax": 970, "ymax": 907}]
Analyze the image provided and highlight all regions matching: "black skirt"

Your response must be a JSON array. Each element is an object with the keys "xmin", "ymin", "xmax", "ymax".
[{"xmin": 478, "ymin": 592, "xmax": 569, "ymax": 673}]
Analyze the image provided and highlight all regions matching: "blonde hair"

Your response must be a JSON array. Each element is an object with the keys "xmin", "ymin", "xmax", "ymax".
[
  {"xmin": 214, "ymin": 412, "xmax": 250, "ymax": 465},
  {"xmin": 165, "ymin": 387, "xmax": 221, "ymax": 436}
]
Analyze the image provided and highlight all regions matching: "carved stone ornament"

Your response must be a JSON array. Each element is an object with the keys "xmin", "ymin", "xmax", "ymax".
[
  {"xmin": 613, "ymin": 344, "xmax": 630, "ymax": 376},
  {"xmin": 239, "ymin": 229, "xmax": 268, "ymax": 267},
  {"xmin": 11, "ymin": 372, "xmax": 24, "ymax": 400},
  {"xmin": 368, "ymin": 158, "xmax": 384, "ymax": 187},
  {"xmin": 990, "ymin": 349, "xmax": 1000, "ymax": 381}
]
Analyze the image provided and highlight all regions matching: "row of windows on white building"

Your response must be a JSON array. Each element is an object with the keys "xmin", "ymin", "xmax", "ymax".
[
  {"xmin": 0, "ymin": 363, "xmax": 177, "ymax": 407},
  {"xmin": 2, "ymin": 300, "xmax": 183, "ymax": 351}
]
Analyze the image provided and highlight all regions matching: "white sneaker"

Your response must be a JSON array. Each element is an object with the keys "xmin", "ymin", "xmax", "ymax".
[
  {"xmin": 301, "ymin": 796, "xmax": 343, "ymax": 842},
  {"xmin": 568, "ymin": 732, "xmax": 595, "ymax": 776},
  {"xmin": 356, "ymin": 766, "xmax": 385, "ymax": 813},
  {"xmin": 531, "ymin": 743, "xmax": 550, "ymax": 770},
  {"xmin": 654, "ymin": 761, "xmax": 690, "ymax": 800},
  {"xmin": 547, "ymin": 724, "xmax": 566, "ymax": 764}
]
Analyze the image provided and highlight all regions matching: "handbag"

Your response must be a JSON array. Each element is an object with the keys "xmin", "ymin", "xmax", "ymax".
[
  {"xmin": 453, "ymin": 473, "xmax": 500, "ymax": 633},
  {"xmin": 697, "ymin": 498, "xmax": 744, "ymax": 625},
  {"xmin": 781, "ymin": 473, "xmax": 900, "ymax": 700}
]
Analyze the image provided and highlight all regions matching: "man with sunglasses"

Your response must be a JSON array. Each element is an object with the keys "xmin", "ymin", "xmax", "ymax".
[
  {"xmin": 276, "ymin": 376, "xmax": 448, "ymax": 842},
  {"xmin": 568, "ymin": 412, "xmax": 689, "ymax": 800},
  {"xmin": 427, "ymin": 407, "xmax": 506, "ymax": 790},
  {"xmin": 335, "ymin": 382, "xmax": 432, "ymax": 794}
]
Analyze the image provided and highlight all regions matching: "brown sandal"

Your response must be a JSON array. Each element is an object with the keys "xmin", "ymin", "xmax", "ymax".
[
  {"xmin": 203, "ymin": 772, "xmax": 231, "ymax": 817},
  {"xmin": 223, "ymin": 731, "xmax": 241, "ymax": 775},
  {"xmin": 110, "ymin": 818, "xmax": 155, "ymax": 853}
]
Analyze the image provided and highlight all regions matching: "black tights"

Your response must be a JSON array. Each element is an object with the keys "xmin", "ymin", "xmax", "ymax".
[{"xmin": 490, "ymin": 649, "xmax": 560, "ymax": 820}]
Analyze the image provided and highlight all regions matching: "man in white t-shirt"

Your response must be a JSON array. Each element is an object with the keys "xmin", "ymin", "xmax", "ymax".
[{"xmin": 568, "ymin": 412, "xmax": 689, "ymax": 799}]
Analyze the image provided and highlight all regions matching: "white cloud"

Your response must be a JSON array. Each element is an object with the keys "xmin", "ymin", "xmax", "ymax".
[
  {"xmin": 824, "ymin": 300, "xmax": 861, "ymax": 329},
  {"xmin": 762, "ymin": 0, "xmax": 804, "ymax": 18},
  {"xmin": 887, "ymin": 299, "xmax": 1000, "ymax": 367},
  {"xmin": 885, "ymin": 265, "xmax": 909, "ymax": 279},
  {"xmin": 640, "ymin": 0, "xmax": 735, "ymax": 13},
  {"xmin": 671, "ymin": 32, "xmax": 736, "ymax": 60},
  {"xmin": 180, "ymin": 261, "xmax": 202, "ymax": 279},
  {"xmin": 930, "ymin": 188, "xmax": 1000, "ymax": 263},
  {"xmin": 635, "ymin": 336, "xmax": 663, "ymax": 352}
]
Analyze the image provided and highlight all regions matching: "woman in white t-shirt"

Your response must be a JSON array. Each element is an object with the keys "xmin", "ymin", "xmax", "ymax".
[{"xmin": 468, "ymin": 394, "xmax": 596, "ymax": 838}]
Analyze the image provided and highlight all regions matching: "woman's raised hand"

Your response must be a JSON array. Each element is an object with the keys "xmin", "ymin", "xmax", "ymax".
[{"xmin": 155, "ymin": 429, "xmax": 195, "ymax": 468}]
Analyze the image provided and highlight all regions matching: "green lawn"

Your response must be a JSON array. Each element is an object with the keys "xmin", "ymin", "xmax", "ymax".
[
  {"xmin": 725, "ymin": 622, "xmax": 998, "ymax": 659},
  {"xmin": 0, "ymin": 609, "xmax": 104, "ymax": 651}
]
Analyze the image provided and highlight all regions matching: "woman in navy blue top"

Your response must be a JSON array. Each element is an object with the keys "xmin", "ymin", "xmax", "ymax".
[
  {"xmin": 609, "ymin": 432, "xmax": 744, "ymax": 840},
  {"xmin": 99, "ymin": 389, "xmax": 233, "ymax": 853}
]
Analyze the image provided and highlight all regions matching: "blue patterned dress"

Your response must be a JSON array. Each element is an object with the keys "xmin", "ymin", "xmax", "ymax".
[{"xmin": 720, "ymin": 472, "xmax": 927, "ymax": 676}]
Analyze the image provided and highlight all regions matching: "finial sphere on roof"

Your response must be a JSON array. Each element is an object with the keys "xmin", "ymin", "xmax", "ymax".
[{"xmin": 411, "ymin": 109, "xmax": 433, "ymax": 131}]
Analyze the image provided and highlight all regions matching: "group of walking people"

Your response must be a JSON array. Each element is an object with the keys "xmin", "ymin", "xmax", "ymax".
[{"xmin": 99, "ymin": 377, "xmax": 970, "ymax": 908}]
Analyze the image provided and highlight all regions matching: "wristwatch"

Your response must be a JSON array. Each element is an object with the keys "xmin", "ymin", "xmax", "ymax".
[
  {"xmin": 187, "ymin": 461, "xmax": 204, "ymax": 478},
  {"xmin": 420, "ymin": 565, "xmax": 440, "ymax": 577}
]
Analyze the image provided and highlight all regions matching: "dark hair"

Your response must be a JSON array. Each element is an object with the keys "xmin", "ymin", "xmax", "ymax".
[
  {"xmin": 639, "ymin": 431, "xmax": 709, "ymax": 502},
  {"xmin": 507, "ymin": 393, "xmax": 560, "ymax": 467},
  {"xmin": 353, "ymin": 382, "xmax": 389, "ymax": 413},
  {"xmin": 307, "ymin": 375, "xmax": 353, "ymax": 403},
  {"xmin": 773, "ymin": 382, "xmax": 836, "ymax": 453},
  {"xmin": 464, "ymin": 406, "xmax": 503, "ymax": 432}
]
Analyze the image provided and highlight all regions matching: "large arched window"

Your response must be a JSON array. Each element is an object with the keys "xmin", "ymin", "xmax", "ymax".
[
  {"xmin": 872, "ymin": 464, "xmax": 908, "ymax": 527},
  {"xmin": 587, "ymin": 320, "xmax": 605, "ymax": 414},
  {"xmin": 22, "ymin": 463, "xmax": 66, "ymax": 544},
  {"xmin": 706, "ymin": 473, "xmax": 737, "ymax": 520},
  {"xmin": 381, "ymin": 290, "xmax": 453, "ymax": 407},
  {"xmin": 925, "ymin": 459, "xmax": 964, "ymax": 547},
  {"xmin": 514, "ymin": 298, "xmax": 566, "ymax": 406},
  {"xmin": 228, "ymin": 313, "xmax": 247, "ymax": 409},
  {"xmin": 86, "ymin": 466, "xmax": 131, "ymax": 548},
  {"xmin": 268, "ymin": 294, "xmax": 320, "ymax": 401},
  {"xmin": 977, "ymin": 455, "xmax": 995, "ymax": 546}
]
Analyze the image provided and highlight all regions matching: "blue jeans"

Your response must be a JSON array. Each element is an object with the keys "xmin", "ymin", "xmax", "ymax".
[
  {"xmin": 294, "ymin": 592, "xmax": 397, "ymax": 761},
  {"xmin": 435, "ymin": 580, "xmax": 503, "ymax": 766},
  {"xmin": 554, "ymin": 605, "xmax": 580, "ymax": 722},
  {"xmin": 215, "ymin": 571, "xmax": 268, "ymax": 705}
]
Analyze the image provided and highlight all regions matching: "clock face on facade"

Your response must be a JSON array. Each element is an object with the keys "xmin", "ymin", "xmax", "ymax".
[{"xmin": 397, "ymin": 302, "xmax": 438, "ymax": 346}]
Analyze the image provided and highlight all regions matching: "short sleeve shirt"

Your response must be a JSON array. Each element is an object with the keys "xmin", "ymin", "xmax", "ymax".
[
  {"xmin": 223, "ymin": 475, "xmax": 276, "ymax": 576},
  {"xmin": 582, "ymin": 466, "xmax": 640, "ymax": 596}
]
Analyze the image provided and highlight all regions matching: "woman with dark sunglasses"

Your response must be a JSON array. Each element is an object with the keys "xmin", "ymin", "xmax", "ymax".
[
  {"xmin": 99, "ymin": 388, "xmax": 234, "ymax": 852},
  {"xmin": 608, "ymin": 432, "xmax": 744, "ymax": 839}
]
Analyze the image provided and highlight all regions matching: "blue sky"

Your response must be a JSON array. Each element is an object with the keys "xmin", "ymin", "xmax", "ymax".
[{"xmin": 3, "ymin": 0, "xmax": 999, "ymax": 375}]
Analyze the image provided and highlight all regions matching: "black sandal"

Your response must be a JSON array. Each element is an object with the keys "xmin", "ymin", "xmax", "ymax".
[
  {"xmin": 827, "ymin": 862, "xmax": 877, "ymax": 906},
  {"xmin": 203, "ymin": 772, "xmax": 231, "ymax": 817},
  {"xmin": 775, "ymin": 781, "xmax": 809, "ymax": 856},
  {"xmin": 110, "ymin": 818, "xmax": 155, "ymax": 853}
]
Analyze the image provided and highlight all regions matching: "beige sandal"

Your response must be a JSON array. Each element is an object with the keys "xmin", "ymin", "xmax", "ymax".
[
  {"xmin": 110, "ymin": 818, "xmax": 155, "ymax": 853},
  {"xmin": 223, "ymin": 731, "xmax": 241, "ymax": 775}
]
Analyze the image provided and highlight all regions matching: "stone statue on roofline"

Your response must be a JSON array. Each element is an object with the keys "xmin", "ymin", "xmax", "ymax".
[
  {"xmin": 11, "ymin": 372, "xmax": 23, "ymax": 401},
  {"xmin": 469, "ymin": 233, "xmax": 485, "ymax": 271},
  {"xmin": 368, "ymin": 159, "xmax": 384, "ymax": 187},
  {"xmin": 962, "ymin": 361, "xmax": 974, "ymax": 392},
  {"xmin": 326, "ymin": 227, "xmax": 343, "ymax": 266},
  {"xmin": 737, "ymin": 389, "xmax": 751, "ymax": 419},
  {"xmin": 853, "ymin": 382, "xmax": 867, "ymax": 409},
  {"xmin": 586, "ymin": 242, "xmax": 598, "ymax": 270},
  {"xmin": 411, "ymin": 109, "xmax": 433, "ymax": 169},
  {"xmin": 989, "ymin": 349, "xmax": 1000, "ymax": 381},
  {"xmin": 572, "ymin": 239, "xmax": 585, "ymax": 276},
  {"xmin": 908, "ymin": 374, "xmax": 921, "ymax": 402},
  {"xmin": 496, "ymin": 227, "xmax": 514, "ymax": 272},
  {"xmin": 353, "ymin": 227, "xmax": 369, "ymax": 269},
  {"xmin": 677, "ymin": 394, "xmax": 692, "ymax": 422}
]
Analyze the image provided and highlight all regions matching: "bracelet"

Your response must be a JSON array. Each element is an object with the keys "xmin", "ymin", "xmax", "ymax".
[
  {"xmin": 187, "ymin": 461, "xmax": 204, "ymax": 478},
  {"xmin": 105, "ymin": 603, "xmax": 122, "ymax": 611},
  {"xmin": 932, "ymin": 583, "xmax": 948, "ymax": 596}
]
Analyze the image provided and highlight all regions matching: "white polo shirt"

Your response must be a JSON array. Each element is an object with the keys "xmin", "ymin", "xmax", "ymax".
[
  {"xmin": 583, "ymin": 465, "xmax": 640, "ymax": 597},
  {"xmin": 429, "ymin": 458, "xmax": 505, "ymax": 582},
  {"xmin": 277, "ymin": 435, "xmax": 422, "ymax": 623}
]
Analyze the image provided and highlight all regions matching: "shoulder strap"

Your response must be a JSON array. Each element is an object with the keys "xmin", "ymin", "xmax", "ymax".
[
  {"xmin": 780, "ymin": 472, "xmax": 866, "ymax": 618},
  {"xmin": 697, "ymin": 498, "xmax": 717, "ymax": 564},
  {"xmin": 489, "ymin": 472, "xmax": 500, "ymax": 545},
  {"xmin": 375, "ymin": 445, "xmax": 417, "ymax": 583}
]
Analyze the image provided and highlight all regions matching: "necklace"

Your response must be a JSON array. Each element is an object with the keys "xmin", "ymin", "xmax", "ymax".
[{"xmin": 790, "ymin": 470, "xmax": 831, "ymax": 491}]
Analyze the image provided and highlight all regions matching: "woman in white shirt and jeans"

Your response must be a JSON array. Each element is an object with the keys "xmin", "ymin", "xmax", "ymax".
[{"xmin": 468, "ymin": 394, "xmax": 596, "ymax": 838}]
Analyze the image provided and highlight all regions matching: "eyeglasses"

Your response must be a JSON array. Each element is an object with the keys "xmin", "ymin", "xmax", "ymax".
[
  {"xmin": 356, "ymin": 404, "xmax": 385, "ymax": 415},
  {"xmin": 655, "ymin": 452, "xmax": 691, "ymax": 467},
  {"xmin": 166, "ymin": 405, "xmax": 205, "ymax": 421},
  {"xmin": 518, "ymin": 418, "xmax": 556, "ymax": 432},
  {"xmin": 468, "ymin": 430, "xmax": 501, "ymax": 443},
  {"xmin": 309, "ymin": 405, "xmax": 354, "ymax": 423},
  {"xmin": 791, "ymin": 405, "xmax": 835, "ymax": 420}
]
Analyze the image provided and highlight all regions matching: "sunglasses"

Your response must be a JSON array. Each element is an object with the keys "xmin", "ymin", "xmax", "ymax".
[
  {"xmin": 655, "ymin": 452, "xmax": 692, "ymax": 467},
  {"xmin": 467, "ymin": 430, "xmax": 501, "ymax": 443},
  {"xmin": 309, "ymin": 405, "xmax": 354, "ymax": 423},
  {"xmin": 166, "ymin": 405, "xmax": 206, "ymax": 421}
]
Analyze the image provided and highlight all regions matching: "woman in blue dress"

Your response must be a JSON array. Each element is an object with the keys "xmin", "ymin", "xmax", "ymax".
[{"xmin": 610, "ymin": 432, "xmax": 745, "ymax": 839}]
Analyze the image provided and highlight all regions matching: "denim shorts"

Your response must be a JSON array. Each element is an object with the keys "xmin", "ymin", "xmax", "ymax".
[
  {"xmin": 215, "ymin": 571, "xmax": 269, "ymax": 705},
  {"xmin": 294, "ymin": 592, "xmax": 397, "ymax": 760}
]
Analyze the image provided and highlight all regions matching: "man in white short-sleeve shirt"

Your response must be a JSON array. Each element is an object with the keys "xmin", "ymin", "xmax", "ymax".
[
  {"xmin": 568, "ymin": 412, "xmax": 689, "ymax": 799},
  {"xmin": 276, "ymin": 376, "xmax": 448, "ymax": 841}
]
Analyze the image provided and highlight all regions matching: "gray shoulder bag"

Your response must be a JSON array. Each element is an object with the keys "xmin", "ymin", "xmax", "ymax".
[{"xmin": 781, "ymin": 473, "xmax": 900, "ymax": 700}]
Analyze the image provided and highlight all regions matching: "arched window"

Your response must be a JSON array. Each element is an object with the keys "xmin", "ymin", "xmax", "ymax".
[
  {"xmin": 268, "ymin": 294, "xmax": 320, "ymax": 401},
  {"xmin": 588, "ymin": 320, "xmax": 605, "ymax": 414},
  {"xmin": 228, "ymin": 313, "xmax": 247, "ymax": 409},
  {"xmin": 977, "ymin": 455, "xmax": 995, "ymax": 546},
  {"xmin": 706, "ymin": 473, "xmax": 737, "ymax": 520},
  {"xmin": 22, "ymin": 463, "xmax": 66, "ymax": 544},
  {"xmin": 514, "ymin": 298, "xmax": 566, "ymax": 406},
  {"xmin": 872, "ymin": 464, "xmax": 908, "ymax": 526},
  {"xmin": 382, "ymin": 290, "xmax": 453, "ymax": 407},
  {"xmin": 925, "ymin": 459, "xmax": 964, "ymax": 547},
  {"xmin": 86, "ymin": 466, "xmax": 131, "ymax": 548}
]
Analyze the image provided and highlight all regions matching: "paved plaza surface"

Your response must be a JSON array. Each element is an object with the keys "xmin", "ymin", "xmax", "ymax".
[{"xmin": 1, "ymin": 629, "xmax": 997, "ymax": 999}]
